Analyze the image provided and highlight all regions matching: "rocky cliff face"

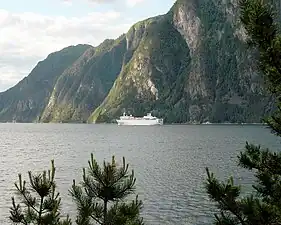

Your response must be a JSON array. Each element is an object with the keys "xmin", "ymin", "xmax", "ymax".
[
  {"xmin": 0, "ymin": 0, "xmax": 276, "ymax": 123},
  {"xmin": 88, "ymin": 16, "xmax": 191, "ymax": 122},
  {"xmin": 89, "ymin": 0, "xmax": 274, "ymax": 123}
]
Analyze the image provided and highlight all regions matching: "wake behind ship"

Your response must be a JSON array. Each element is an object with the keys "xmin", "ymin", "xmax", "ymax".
[{"xmin": 116, "ymin": 112, "xmax": 164, "ymax": 126}]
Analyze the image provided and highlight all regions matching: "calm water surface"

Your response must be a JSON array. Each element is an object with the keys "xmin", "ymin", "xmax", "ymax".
[{"xmin": 0, "ymin": 124, "xmax": 280, "ymax": 225}]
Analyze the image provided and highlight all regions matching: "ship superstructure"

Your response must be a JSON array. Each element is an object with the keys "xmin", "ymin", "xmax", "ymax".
[{"xmin": 116, "ymin": 112, "xmax": 163, "ymax": 126}]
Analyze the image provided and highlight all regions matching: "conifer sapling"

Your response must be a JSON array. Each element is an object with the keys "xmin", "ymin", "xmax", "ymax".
[
  {"xmin": 9, "ymin": 160, "xmax": 71, "ymax": 225},
  {"xmin": 69, "ymin": 153, "xmax": 143, "ymax": 225}
]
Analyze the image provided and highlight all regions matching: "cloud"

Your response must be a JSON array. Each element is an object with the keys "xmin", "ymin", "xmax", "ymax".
[
  {"xmin": 68, "ymin": 0, "xmax": 145, "ymax": 7},
  {"xmin": 126, "ymin": 0, "xmax": 145, "ymax": 7},
  {"xmin": 0, "ymin": 9, "xmax": 133, "ymax": 92},
  {"xmin": 61, "ymin": 0, "xmax": 73, "ymax": 6}
]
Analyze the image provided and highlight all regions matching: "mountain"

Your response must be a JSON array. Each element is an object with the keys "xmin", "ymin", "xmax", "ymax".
[
  {"xmin": 0, "ymin": 44, "xmax": 90, "ymax": 122},
  {"xmin": 40, "ymin": 36, "xmax": 127, "ymax": 123},
  {"xmin": 89, "ymin": 0, "xmax": 275, "ymax": 123},
  {"xmin": 0, "ymin": 0, "xmax": 277, "ymax": 123}
]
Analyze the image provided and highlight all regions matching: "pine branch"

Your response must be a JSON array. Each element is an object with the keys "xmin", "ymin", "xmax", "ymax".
[
  {"xmin": 88, "ymin": 153, "xmax": 106, "ymax": 187},
  {"xmin": 90, "ymin": 214, "xmax": 103, "ymax": 224},
  {"xmin": 205, "ymin": 168, "xmax": 247, "ymax": 225},
  {"xmin": 9, "ymin": 197, "xmax": 28, "ymax": 225},
  {"xmin": 238, "ymin": 142, "xmax": 281, "ymax": 174},
  {"xmin": 38, "ymin": 196, "xmax": 44, "ymax": 224},
  {"xmin": 239, "ymin": 0, "xmax": 281, "ymax": 96},
  {"xmin": 109, "ymin": 158, "xmax": 132, "ymax": 189},
  {"xmin": 114, "ymin": 177, "xmax": 136, "ymax": 200},
  {"xmin": 106, "ymin": 196, "xmax": 143, "ymax": 225},
  {"xmin": 14, "ymin": 174, "xmax": 40, "ymax": 214}
]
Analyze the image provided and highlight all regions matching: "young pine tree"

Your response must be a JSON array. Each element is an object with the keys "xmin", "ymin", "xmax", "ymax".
[
  {"xmin": 9, "ymin": 160, "xmax": 71, "ymax": 225},
  {"xmin": 205, "ymin": 0, "xmax": 281, "ymax": 224},
  {"xmin": 69, "ymin": 154, "xmax": 143, "ymax": 225}
]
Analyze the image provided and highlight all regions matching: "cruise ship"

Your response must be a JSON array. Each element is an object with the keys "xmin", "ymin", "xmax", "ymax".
[{"xmin": 116, "ymin": 112, "xmax": 164, "ymax": 126}]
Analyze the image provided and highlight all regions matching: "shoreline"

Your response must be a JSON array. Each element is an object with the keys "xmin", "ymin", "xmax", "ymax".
[{"xmin": 1, "ymin": 121, "xmax": 267, "ymax": 126}]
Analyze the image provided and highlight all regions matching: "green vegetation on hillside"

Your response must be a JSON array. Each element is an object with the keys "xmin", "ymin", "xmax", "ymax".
[
  {"xmin": 89, "ymin": 16, "xmax": 191, "ymax": 123},
  {"xmin": 40, "ymin": 37, "xmax": 127, "ymax": 123}
]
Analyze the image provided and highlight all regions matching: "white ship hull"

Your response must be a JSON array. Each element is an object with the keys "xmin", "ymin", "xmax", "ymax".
[
  {"xmin": 116, "ymin": 112, "xmax": 163, "ymax": 126},
  {"xmin": 116, "ymin": 119, "xmax": 163, "ymax": 126}
]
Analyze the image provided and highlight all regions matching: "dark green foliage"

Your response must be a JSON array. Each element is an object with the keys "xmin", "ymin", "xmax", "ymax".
[
  {"xmin": 206, "ymin": 143, "xmax": 281, "ymax": 224},
  {"xmin": 239, "ymin": 0, "xmax": 281, "ymax": 132},
  {"xmin": 205, "ymin": 0, "xmax": 281, "ymax": 224},
  {"xmin": 9, "ymin": 156, "xmax": 143, "ymax": 225},
  {"xmin": 9, "ymin": 160, "xmax": 71, "ymax": 225},
  {"xmin": 239, "ymin": 0, "xmax": 281, "ymax": 135},
  {"xmin": 69, "ymin": 154, "xmax": 143, "ymax": 225},
  {"xmin": 240, "ymin": 0, "xmax": 281, "ymax": 94}
]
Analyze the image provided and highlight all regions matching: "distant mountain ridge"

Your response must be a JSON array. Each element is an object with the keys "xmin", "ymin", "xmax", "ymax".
[
  {"xmin": 0, "ymin": 44, "xmax": 90, "ymax": 122},
  {"xmin": 0, "ymin": 0, "xmax": 277, "ymax": 123},
  {"xmin": 40, "ymin": 36, "xmax": 127, "ymax": 123}
]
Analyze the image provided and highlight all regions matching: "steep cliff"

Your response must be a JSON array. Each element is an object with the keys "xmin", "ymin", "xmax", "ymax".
[
  {"xmin": 40, "ymin": 36, "xmax": 127, "ymax": 123},
  {"xmin": 89, "ymin": 0, "xmax": 274, "ymax": 123},
  {"xmin": 0, "ymin": 44, "xmax": 90, "ymax": 122},
  {"xmin": 88, "ymin": 16, "xmax": 191, "ymax": 123}
]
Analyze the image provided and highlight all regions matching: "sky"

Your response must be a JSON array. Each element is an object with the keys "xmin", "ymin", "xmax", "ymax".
[{"xmin": 0, "ymin": 0, "xmax": 176, "ymax": 92}]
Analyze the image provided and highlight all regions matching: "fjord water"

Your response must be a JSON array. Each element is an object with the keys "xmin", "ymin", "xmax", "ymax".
[{"xmin": 0, "ymin": 124, "xmax": 280, "ymax": 225}]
